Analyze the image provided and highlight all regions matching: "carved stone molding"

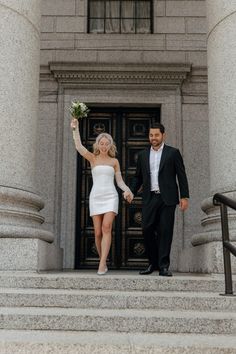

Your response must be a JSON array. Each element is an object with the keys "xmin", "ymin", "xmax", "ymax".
[
  {"xmin": 49, "ymin": 62, "xmax": 191, "ymax": 87},
  {"xmin": 0, "ymin": 186, "xmax": 54, "ymax": 242}
]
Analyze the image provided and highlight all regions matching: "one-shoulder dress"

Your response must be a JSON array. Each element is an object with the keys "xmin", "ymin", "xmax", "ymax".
[{"xmin": 89, "ymin": 165, "xmax": 118, "ymax": 216}]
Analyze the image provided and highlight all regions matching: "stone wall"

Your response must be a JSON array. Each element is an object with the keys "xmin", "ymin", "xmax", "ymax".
[{"xmin": 40, "ymin": 0, "xmax": 207, "ymax": 66}]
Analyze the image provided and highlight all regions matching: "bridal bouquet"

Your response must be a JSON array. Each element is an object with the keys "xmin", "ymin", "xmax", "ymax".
[{"xmin": 69, "ymin": 101, "xmax": 90, "ymax": 120}]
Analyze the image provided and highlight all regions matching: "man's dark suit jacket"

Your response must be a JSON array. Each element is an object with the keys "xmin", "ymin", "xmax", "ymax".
[{"xmin": 131, "ymin": 144, "xmax": 189, "ymax": 208}]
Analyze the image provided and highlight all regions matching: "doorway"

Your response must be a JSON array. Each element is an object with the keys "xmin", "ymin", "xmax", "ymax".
[{"xmin": 75, "ymin": 107, "xmax": 160, "ymax": 269}]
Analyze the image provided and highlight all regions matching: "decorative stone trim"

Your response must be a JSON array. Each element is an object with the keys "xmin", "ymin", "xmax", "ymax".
[
  {"xmin": 49, "ymin": 62, "xmax": 191, "ymax": 86},
  {"xmin": 0, "ymin": 186, "xmax": 54, "ymax": 243},
  {"xmin": 0, "ymin": 186, "xmax": 44, "ymax": 211},
  {"xmin": 192, "ymin": 192, "xmax": 236, "ymax": 246},
  {"xmin": 0, "ymin": 225, "xmax": 54, "ymax": 242},
  {"xmin": 191, "ymin": 231, "xmax": 236, "ymax": 246}
]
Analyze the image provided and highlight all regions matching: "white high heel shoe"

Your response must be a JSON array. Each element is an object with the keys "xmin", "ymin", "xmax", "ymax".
[{"xmin": 97, "ymin": 267, "xmax": 108, "ymax": 275}]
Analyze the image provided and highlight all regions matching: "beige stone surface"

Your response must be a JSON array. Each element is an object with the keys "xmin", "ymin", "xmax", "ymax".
[
  {"xmin": 166, "ymin": 34, "xmax": 207, "ymax": 51},
  {"xmin": 207, "ymin": 4, "xmax": 236, "ymax": 193},
  {"xmin": 41, "ymin": 32, "xmax": 75, "ymax": 50},
  {"xmin": 0, "ymin": 0, "xmax": 64, "ymax": 271},
  {"xmin": 75, "ymin": 0, "xmax": 86, "ymax": 17},
  {"xmin": 0, "ymin": 0, "xmax": 40, "ymax": 191},
  {"xmin": 56, "ymin": 16, "xmax": 85, "ymax": 33},
  {"xmin": 143, "ymin": 51, "xmax": 186, "ymax": 63},
  {"xmin": 1, "ymin": 271, "xmax": 236, "ymax": 349},
  {"xmin": 74, "ymin": 33, "xmax": 166, "ymax": 50},
  {"xmin": 188, "ymin": 0, "xmax": 236, "ymax": 273},
  {"xmin": 40, "ymin": 49, "xmax": 54, "ymax": 65},
  {"xmin": 186, "ymin": 51, "xmax": 207, "ymax": 66},
  {"xmin": 154, "ymin": 0, "xmax": 166, "ymax": 17},
  {"xmin": 206, "ymin": 0, "xmax": 236, "ymax": 34},
  {"xmin": 166, "ymin": 0, "xmax": 206, "ymax": 17},
  {"xmin": 36, "ymin": 102, "xmax": 58, "ymax": 232},
  {"xmin": 155, "ymin": 17, "xmax": 185, "ymax": 34},
  {"xmin": 186, "ymin": 17, "xmax": 207, "ymax": 34},
  {"xmin": 0, "ymin": 238, "xmax": 62, "ymax": 271},
  {"xmin": 182, "ymin": 105, "xmax": 210, "ymax": 246},
  {"xmin": 54, "ymin": 49, "xmax": 97, "ymax": 63},
  {"xmin": 179, "ymin": 241, "xmax": 236, "ymax": 274},
  {"xmin": 41, "ymin": 16, "xmax": 54, "ymax": 33},
  {"xmin": 0, "ymin": 0, "xmax": 41, "ymax": 31},
  {"xmin": 41, "ymin": 0, "xmax": 76, "ymax": 16}
]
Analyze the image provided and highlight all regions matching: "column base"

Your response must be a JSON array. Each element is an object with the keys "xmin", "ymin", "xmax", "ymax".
[
  {"xmin": 0, "ymin": 238, "xmax": 63, "ymax": 271},
  {"xmin": 178, "ymin": 241, "xmax": 236, "ymax": 274}
]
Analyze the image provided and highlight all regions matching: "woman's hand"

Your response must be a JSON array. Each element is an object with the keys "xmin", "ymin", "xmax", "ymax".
[
  {"xmin": 70, "ymin": 117, "xmax": 78, "ymax": 130},
  {"xmin": 123, "ymin": 191, "xmax": 134, "ymax": 204}
]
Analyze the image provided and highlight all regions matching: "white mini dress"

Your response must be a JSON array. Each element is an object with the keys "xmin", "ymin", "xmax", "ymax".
[{"xmin": 89, "ymin": 165, "xmax": 119, "ymax": 216}]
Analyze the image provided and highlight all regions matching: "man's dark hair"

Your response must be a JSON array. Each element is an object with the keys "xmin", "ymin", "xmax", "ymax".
[{"xmin": 149, "ymin": 122, "xmax": 165, "ymax": 134}]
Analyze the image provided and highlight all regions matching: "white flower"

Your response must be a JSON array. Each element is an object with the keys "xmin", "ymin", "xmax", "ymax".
[
  {"xmin": 69, "ymin": 100, "xmax": 90, "ymax": 120},
  {"xmin": 80, "ymin": 103, "xmax": 87, "ymax": 112}
]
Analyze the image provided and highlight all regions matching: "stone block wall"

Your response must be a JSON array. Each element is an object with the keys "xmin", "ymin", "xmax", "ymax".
[{"xmin": 40, "ymin": 0, "xmax": 207, "ymax": 67}]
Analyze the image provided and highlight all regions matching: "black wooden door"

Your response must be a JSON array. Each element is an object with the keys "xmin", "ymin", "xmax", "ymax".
[{"xmin": 75, "ymin": 107, "xmax": 160, "ymax": 269}]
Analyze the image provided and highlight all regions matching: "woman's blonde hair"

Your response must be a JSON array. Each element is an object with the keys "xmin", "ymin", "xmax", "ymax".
[{"xmin": 93, "ymin": 133, "xmax": 117, "ymax": 158}]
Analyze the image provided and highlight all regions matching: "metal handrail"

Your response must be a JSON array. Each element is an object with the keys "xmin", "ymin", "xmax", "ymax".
[{"xmin": 213, "ymin": 193, "xmax": 236, "ymax": 296}]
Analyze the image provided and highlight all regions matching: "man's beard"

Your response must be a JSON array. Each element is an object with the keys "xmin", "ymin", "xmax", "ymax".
[{"xmin": 151, "ymin": 140, "xmax": 163, "ymax": 148}]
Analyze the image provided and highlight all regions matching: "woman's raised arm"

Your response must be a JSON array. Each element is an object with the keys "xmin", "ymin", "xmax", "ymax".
[{"xmin": 71, "ymin": 118, "xmax": 94, "ymax": 163}]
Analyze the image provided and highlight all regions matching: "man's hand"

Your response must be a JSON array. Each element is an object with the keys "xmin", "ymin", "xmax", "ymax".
[{"xmin": 179, "ymin": 198, "xmax": 189, "ymax": 211}]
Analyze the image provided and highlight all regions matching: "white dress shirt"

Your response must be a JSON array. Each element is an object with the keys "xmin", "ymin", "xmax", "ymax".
[{"xmin": 149, "ymin": 143, "xmax": 164, "ymax": 191}]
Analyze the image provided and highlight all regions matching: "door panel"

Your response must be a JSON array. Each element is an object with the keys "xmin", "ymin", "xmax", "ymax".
[{"xmin": 75, "ymin": 107, "xmax": 160, "ymax": 269}]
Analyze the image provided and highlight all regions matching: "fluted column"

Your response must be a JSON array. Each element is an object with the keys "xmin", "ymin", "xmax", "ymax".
[
  {"xmin": 207, "ymin": 0, "xmax": 236, "ymax": 194},
  {"xmin": 190, "ymin": 0, "xmax": 236, "ymax": 272},
  {"xmin": 0, "ymin": 1, "xmax": 61, "ymax": 270}
]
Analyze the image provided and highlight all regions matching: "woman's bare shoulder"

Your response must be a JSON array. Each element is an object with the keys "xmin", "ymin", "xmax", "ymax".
[{"xmin": 112, "ymin": 158, "xmax": 119, "ymax": 165}]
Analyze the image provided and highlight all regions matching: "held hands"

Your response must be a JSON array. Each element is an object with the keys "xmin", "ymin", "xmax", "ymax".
[
  {"xmin": 71, "ymin": 117, "xmax": 78, "ymax": 131},
  {"xmin": 123, "ymin": 191, "xmax": 134, "ymax": 204}
]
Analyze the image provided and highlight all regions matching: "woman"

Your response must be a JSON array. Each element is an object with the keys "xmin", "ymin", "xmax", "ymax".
[{"xmin": 71, "ymin": 118, "xmax": 133, "ymax": 275}]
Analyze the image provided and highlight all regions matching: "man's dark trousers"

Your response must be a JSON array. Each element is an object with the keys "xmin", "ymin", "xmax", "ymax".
[{"xmin": 142, "ymin": 193, "xmax": 176, "ymax": 271}]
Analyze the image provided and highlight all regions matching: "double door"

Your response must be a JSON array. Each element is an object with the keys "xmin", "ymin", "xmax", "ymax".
[{"xmin": 75, "ymin": 107, "xmax": 160, "ymax": 269}]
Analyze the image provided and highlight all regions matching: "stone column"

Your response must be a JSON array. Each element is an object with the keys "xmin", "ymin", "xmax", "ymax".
[
  {"xmin": 0, "ymin": 1, "xmax": 62, "ymax": 270},
  {"xmin": 188, "ymin": 0, "xmax": 236, "ymax": 273}
]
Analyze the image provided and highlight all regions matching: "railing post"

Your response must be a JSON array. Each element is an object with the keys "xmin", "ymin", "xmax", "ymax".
[{"xmin": 220, "ymin": 203, "xmax": 233, "ymax": 295}]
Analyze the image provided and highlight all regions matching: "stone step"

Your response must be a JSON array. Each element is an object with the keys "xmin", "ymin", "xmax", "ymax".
[
  {"xmin": 0, "ymin": 307, "xmax": 235, "ymax": 334},
  {"xmin": 0, "ymin": 330, "xmax": 235, "ymax": 354},
  {"xmin": 0, "ymin": 288, "xmax": 235, "ymax": 312},
  {"xmin": 0, "ymin": 271, "xmax": 235, "ymax": 293}
]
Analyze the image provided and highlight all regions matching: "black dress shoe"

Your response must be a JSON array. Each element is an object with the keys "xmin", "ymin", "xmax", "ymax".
[
  {"xmin": 139, "ymin": 264, "xmax": 158, "ymax": 275},
  {"xmin": 159, "ymin": 268, "xmax": 172, "ymax": 277}
]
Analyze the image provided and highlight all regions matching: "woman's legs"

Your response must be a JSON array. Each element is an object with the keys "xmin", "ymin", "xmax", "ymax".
[
  {"xmin": 92, "ymin": 215, "xmax": 103, "ymax": 258},
  {"xmin": 92, "ymin": 212, "xmax": 116, "ymax": 272},
  {"xmin": 99, "ymin": 212, "xmax": 116, "ymax": 272}
]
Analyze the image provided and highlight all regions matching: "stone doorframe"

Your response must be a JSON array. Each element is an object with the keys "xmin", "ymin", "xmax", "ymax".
[{"xmin": 49, "ymin": 62, "xmax": 191, "ymax": 269}]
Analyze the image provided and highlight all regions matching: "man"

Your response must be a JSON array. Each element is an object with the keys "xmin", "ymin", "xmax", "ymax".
[{"xmin": 130, "ymin": 123, "xmax": 189, "ymax": 276}]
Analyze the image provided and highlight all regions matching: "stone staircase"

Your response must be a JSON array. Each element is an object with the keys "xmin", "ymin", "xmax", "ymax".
[{"xmin": 0, "ymin": 270, "xmax": 235, "ymax": 353}]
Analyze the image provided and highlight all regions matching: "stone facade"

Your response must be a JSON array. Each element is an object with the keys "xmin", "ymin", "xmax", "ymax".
[
  {"xmin": 1, "ymin": 0, "xmax": 235, "ymax": 272},
  {"xmin": 38, "ymin": 0, "xmax": 209, "ymax": 270}
]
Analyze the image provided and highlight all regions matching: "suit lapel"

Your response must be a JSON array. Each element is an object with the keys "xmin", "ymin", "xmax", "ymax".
[
  {"xmin": 144, "ymin": 148, "xmax": 151, "ymax": 176},
  {"xmin": 159, "ymin": 144, "xmax": 168, "ymax": 174}
]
